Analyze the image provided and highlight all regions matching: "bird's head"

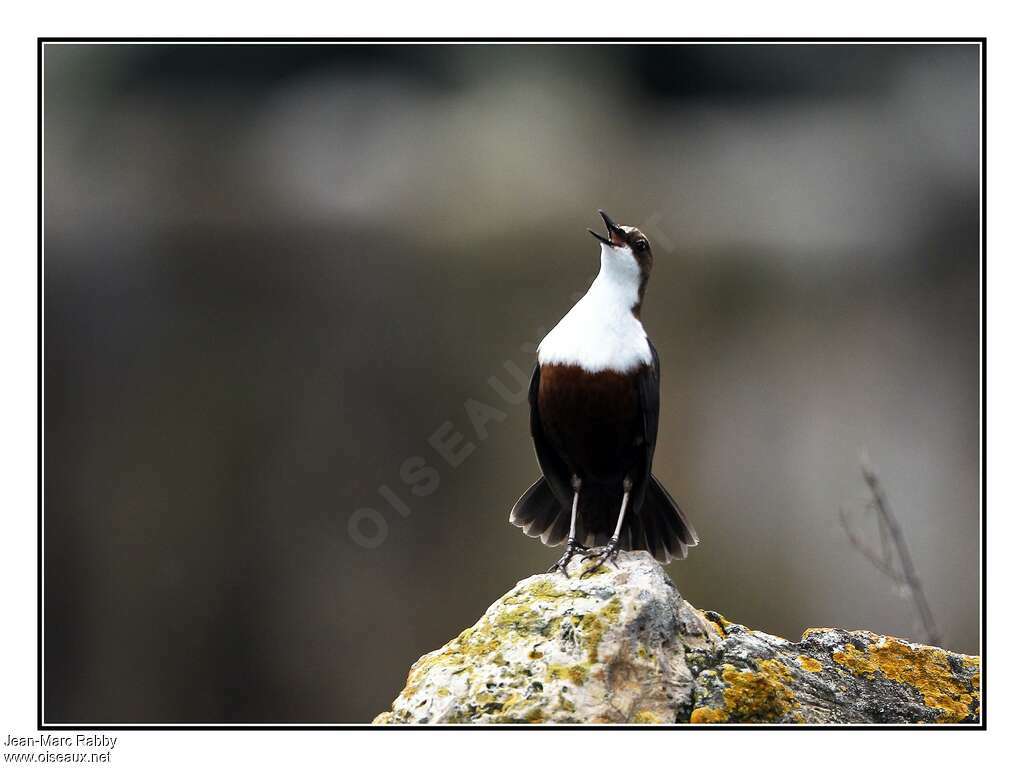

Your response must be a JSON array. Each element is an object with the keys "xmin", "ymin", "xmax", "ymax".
[{"xmin": 587, "ymin": 210, "xmax": 653, "ymax": 294}]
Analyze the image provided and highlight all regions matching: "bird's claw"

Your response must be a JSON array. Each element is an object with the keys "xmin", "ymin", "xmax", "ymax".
[
  {"xmin": 582, "ymin": 538, "xmax": 620, "ymax": 575},
  {"xmin": 547, "ymin": 539, "xmax": 591, "ymax": 576}
]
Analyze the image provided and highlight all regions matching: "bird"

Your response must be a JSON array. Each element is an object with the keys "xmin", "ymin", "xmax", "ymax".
[{"xmin": 510, "ymin": 210, "xmax": 698, "ymax": 576}]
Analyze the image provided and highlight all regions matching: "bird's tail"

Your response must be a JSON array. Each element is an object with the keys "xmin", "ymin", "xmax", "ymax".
[
  {"xmin": 510, "ymin": 474, "xmax": 698, "ymax": 563},
  {"xmin": 509, "ymin": 477, "xmax": 570, "ymax": 547},
  {"xmin": 631, "ymin": 475, "xmax": 699, "ymax": 564}
]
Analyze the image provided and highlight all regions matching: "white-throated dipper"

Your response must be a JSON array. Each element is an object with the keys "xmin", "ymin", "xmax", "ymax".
[{"xmin": 510, "ymin": 210, "xmax": 698, "ymax": 576}]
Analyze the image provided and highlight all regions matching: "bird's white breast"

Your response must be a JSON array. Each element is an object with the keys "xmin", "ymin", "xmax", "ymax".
[{"xmin": 537, "ymin": 244, "xmax": 653, "ymax": 374}]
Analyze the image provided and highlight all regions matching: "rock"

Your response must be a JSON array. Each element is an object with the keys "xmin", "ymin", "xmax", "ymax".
[{"xmin": 373, "ymin": 552, "xmax": 981, "ymax": 724}]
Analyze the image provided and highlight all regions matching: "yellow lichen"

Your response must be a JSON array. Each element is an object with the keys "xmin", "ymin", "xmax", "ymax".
[
  {"xmin": 402, "ymin": 614, "xmax": 518, "ymax": 694},
  {"xmin": 577, "ymin": 597, "xmax": 622, "ymax": 663},
  {"xmin": 397, "ymin": 578, "xmax": 627, "ymax": 709},
  {"xmin": 630, "ymin": 710, "xmax": 666, "ymax": 724},
  {"xmin": 831, "ymin": 644, "xmax": 876, "ymax": 676},
  {"xmin": 402, "ymin": 580, "xmax": 580, "ymax": 696},
  {"xmin": 690, "ymin": 706, "xmax": 729, "ymax": 723},
  {"xmin": 797, "ymin": 655, "xmax": 823, "ymax": 673},
  {"xmin": 547, "ymin": 663, "xmax": 589, "ymax": 686},
  {"xmin": 495, "ymin": 599, "xmax": 548, "ymax": 634},
  {"xmin": 832, "ymin": 638, "xmax": 980, "ymax": 723},
  {"xmin": 523, "ymin": 707, "xmax": 545, "ymax": 724},
  {"xmin": 715, "ymin": 660, "xmax": 801, "ymax": 723},
  {"xmin": 702, "ymin": 610, "xmax": 733, "ymax": 638},
  {"xmin": 523, "ymin": 579, "xmax": 566, "ymax": 601},
  {"xmin": 759, "ymin": 658, "xmax": 794, "ymax": 679},
  {"xmin": 496, "ymin": 693, "xmax": 521, "ymax": 717}
]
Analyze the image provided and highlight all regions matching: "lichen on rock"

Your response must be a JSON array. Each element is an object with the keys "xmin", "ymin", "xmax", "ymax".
[{"xmin": 373, "ymin": 552, "xmax": 981, "ymax": 725}]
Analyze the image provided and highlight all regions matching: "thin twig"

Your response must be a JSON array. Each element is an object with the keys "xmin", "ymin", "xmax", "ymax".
[
  {"xmin": 839, "ymin": 505, "xmax": 903, "ymax": 581},
  {"xmin": 859, "ymin": 457, "xmax": 942, "ymax": 647},
  {"xmin": 839, "ymin": 454, "xmax": 942, "ymax": 647},
  {"xmin": 875, "ymin": 498, "xmax": 893, "ymax": 570}
]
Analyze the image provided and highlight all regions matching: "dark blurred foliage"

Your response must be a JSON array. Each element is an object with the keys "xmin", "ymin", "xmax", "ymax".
[{"xmin": 43, "ymin": 43, "xmax": 980, "ymax": 723}]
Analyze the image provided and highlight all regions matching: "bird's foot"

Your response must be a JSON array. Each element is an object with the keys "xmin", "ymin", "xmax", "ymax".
[
  {"xmin": 582, "ymin": 537, "xmax": 620, "ymax": 576},
  {"xmin": 547, "ymin": 539, "xmax": 592, "ymax": 577}
]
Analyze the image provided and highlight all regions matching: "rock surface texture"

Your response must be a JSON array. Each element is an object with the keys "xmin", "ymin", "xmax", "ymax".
[{"xmin": 373, "ymin": 552, "xmax": 981, "ymax": 725}]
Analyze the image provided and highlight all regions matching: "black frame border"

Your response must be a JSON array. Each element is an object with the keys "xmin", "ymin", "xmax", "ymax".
[{"xmin": 36, "ymin": 35, "xmax": 987, "ymax": 731}]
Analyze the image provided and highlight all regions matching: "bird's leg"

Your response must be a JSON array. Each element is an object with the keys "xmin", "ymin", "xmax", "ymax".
[
  {"xmin": 548, "ymin": 476, "xmax": 588, "ymax": 577},
  {"xmin": 583, "ymin": 477, "xmax": 631, "ymax": 575}
]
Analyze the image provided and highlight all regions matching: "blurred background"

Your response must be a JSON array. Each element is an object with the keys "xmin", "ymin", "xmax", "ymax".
[{"xmin": 43, "ymin": 43, "xmax": 981, "ymax": 724}]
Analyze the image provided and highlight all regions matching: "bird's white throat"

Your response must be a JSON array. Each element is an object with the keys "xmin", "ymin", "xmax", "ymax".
[{"xmin": 537, "ymin": 243, "xmax": 653, "ymax": 374}]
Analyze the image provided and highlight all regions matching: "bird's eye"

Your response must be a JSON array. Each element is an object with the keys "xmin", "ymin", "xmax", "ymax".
[{"xmin": 636, "ymin": 240, "xmax": 649, "ymax": 251}]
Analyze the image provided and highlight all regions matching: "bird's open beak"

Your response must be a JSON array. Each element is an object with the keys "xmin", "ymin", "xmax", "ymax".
[{"xmin": 588, "ymin": 210, "xmax": 627, "ymax": 247}]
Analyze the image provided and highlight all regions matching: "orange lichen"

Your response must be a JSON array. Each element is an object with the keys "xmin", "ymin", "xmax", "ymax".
[
  {"xmin": 832, "ymin": 637, "xmax": 980, "ymax": 723},
  {"xmin": 697, "ymin": 660, "xmax": 802, "ymax": 723},
  {"xmin": 702, "ymin": 610, "xmax": 733, "ymax": 638},
  {"xmin": 797, "ymin": 655, "xmax": 823, "ymax": 673},
  {"xmin": 690, "ymin": 706, "xmax": 729, "ymax": 723}
]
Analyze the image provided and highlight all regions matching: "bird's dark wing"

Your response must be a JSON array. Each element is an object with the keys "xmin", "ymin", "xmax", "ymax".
[
  {"xmin": 528, "ymin": 363, "xmax": 573, "ymax": 509},
  {"xmin": 633, "ymin": 339, "xmax": 661, "ymax": 511},
  {"xmin": 510, "ymin": 364, "xmax": 573, "ymax": 546},
  {"xmin": 633, "ymin": 339, "xmax": 699, "ymax": 561}
]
